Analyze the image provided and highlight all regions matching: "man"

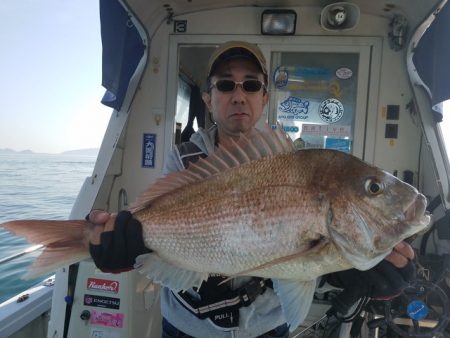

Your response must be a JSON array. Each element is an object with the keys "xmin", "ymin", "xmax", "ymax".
[{"xmin": 88, "ymin": 41, "xmax": 415, "ymax": 338}]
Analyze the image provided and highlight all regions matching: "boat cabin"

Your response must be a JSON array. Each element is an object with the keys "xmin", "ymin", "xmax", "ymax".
[{"xmin": 1, "ymin": 0, "xmax": 450, "ymax": 337}]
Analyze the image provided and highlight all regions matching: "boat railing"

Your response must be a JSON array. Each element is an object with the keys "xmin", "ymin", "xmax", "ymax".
[{"xmin": 0, "ymin": 245, "xmax": 55, "ymax": 338}]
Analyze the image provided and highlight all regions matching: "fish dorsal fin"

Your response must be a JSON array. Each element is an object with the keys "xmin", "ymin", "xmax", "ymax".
[{"xmin": 130, "ymin": 123, "xmax": 294, "ymax": 213}]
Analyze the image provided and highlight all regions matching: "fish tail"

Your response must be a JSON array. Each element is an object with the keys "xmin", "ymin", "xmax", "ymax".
[{"xmin": 1, "ymin": 220, "xmax": 90, "ymax": 279}]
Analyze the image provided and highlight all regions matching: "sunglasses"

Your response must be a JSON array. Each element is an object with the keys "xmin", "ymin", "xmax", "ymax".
[{"xmin": 210, "ymin": 79, "xmax": 266, "ymax": 93}]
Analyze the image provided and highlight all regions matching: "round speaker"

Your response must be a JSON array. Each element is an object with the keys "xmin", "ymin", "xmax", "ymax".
[{"xmin": 320, "ymin": 2, "xmax": 360, "ymax": 31}]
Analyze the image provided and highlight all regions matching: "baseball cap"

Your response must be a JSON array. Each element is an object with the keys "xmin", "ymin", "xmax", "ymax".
[{"xmin": 206, "ymin": 41, "xmax": 268, "ymax": 80}]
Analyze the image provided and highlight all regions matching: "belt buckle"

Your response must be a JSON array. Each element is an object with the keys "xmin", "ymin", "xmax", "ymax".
[{"xmin": 239, "ymin": 279, "xmax": 266, "ymax": 306}]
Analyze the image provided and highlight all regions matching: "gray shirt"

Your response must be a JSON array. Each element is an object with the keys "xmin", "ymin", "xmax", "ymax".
[{"xmin": 160, "ymin": 125, "xmax": 286, "ymax": 338}]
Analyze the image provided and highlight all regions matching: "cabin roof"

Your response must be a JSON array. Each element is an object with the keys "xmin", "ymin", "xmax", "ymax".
[{"xmin": 126, "ymin": 0, "xmax": 442, "ymax": 36}]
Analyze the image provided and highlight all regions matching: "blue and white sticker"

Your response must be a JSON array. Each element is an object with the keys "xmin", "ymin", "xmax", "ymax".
[
  {"xmin": 293, "ymin": 67, "xmax": 332, "ymax": 79},
  {"xmin": 142, "ymin": 133, "xmax": 156, "ymax": 168},
  {"xmin": 279, "ymin": 96, "xmax": 310, "ymax": 120},
  {"xmin": 270, "ymin": 124, "xmax": 299, "ymax": 133},
  {"xmin": 273, "ymin": 66, "xmax": 289, "ymax": 88},
  {"xmin": 319, "ymin": 98, "xmax": 344, "ymax": 123},
  {"xmin": 407, "ymin": 300, "xmax": 429, "ymax": 321},
  {"xmin": 325, "ymin": 138, "xmax": 351, "ymax": 153},
  {"xmin": 283, "ymin": 125, "xmax": 299, "ymax": 133}
]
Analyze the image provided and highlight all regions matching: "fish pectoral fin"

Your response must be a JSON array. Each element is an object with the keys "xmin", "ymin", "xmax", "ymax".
[
  {"xmin": 135, "ymin": 253, "xmax": 208, "ymax": 291},
  {"xmin": 272, "ymin": 279, "xmax": 317, "ymax": 332},
  {"xmin": 221, "ymin": 237, "xmax": 328, "ymax": 282}
]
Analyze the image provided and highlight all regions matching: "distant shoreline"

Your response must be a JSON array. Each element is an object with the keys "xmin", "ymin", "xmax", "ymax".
[{"xmin": 0, "ymin": 148, "xmax": 99, "ymax": 156}]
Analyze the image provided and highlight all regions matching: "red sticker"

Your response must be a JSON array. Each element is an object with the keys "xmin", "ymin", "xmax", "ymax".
[{"xmin": 87, "ymin": 278, "xmax": 120, "ymax": 294}]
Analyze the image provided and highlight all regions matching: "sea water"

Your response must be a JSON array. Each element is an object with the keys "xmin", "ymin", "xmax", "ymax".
[{"xmin": 0, "ymin": 153, "xmax": 96, "ymax": 304}]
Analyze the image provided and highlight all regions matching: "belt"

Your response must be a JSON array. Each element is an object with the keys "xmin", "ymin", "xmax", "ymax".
[{"xmin": 174, "ymin": 277, "xmax": 271, "ymax": 329}]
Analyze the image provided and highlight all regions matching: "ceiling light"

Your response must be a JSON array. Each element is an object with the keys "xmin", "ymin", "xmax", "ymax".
[{"xmin": 261, "ymin": 9, "xmax": 297, "ymax": 35}]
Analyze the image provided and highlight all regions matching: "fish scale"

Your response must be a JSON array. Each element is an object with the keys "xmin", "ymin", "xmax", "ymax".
[{"xmin": 136, "ymin": 157, "xmax": 327, "ymax": 276}]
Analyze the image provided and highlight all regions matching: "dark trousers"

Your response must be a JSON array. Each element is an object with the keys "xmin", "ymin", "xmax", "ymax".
[{"xmin": 161, "ymin": 317, "xmax": 290, "ymax": 338}]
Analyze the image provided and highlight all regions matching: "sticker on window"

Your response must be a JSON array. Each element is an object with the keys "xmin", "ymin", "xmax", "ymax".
[
  {"xmin": 325, "ymin": 138, "xmax": 351, "ymax": 153},
  {"xmin": 318, "ymin": 98, "xmax": 344, "ymax": 123},
  {"xmin": 278, "ymin": 96, "xmax": 310, "ymax": 121},
  {"xmin": 335, "ymin": 67, "xmax": 353, "ymax": 80}
]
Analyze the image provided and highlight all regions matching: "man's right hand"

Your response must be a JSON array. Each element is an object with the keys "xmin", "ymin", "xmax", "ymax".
[{"xmin": 87, "ymin": 210, "xmax": 150, "ymax": 273}]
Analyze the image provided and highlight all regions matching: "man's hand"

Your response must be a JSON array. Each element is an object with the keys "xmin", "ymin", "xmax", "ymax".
[
  {"xmin": 384, "ymin": 241, "xmax": 415, "ymax": 267},
  {"xmin": 87, "ymin": 210, "xmax": 150, "ymax": 273},
  {"xmin": 327, "ymin": 241, "xmax": 416, "ymax": 300}
]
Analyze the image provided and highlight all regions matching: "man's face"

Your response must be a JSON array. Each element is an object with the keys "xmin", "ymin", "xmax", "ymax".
[{"xmin": 202, "ymin": 59, "xmax": 268, "ymax": 140}]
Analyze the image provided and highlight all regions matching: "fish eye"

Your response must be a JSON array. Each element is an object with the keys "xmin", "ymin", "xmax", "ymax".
[{"xmin": 365, "ymin": 179, "xmax": 384, "ymax": 195}]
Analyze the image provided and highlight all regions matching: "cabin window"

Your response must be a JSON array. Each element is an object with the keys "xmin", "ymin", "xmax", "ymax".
[
  {"xmin": 441, "ymin": 101, "xmax": 450, "ymax": 165},
  {"xmin": 175, "ymin": 77, "xmax": 193, "ymax": 144},
  {"xmin": 270, "ymin": 51, "xmax": 359, "ymax": 154},
  {"xmin": 173, "ymin": 46, "xmax": 215, "ymax": 144}
]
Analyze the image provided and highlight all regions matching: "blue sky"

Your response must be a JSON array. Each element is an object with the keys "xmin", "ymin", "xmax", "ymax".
[
  {"xmin": 0, "ymin": 1, "xmax": 449, "ymax": 159},
  {"xmin": 0, "ymin": 0, "xmax": 111, "ymax": 153}
]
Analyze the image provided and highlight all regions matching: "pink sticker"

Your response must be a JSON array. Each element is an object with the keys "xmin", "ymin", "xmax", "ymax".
[{"xmin": 90, "ymin": 310, "xmax": 124, "ymax": 328}]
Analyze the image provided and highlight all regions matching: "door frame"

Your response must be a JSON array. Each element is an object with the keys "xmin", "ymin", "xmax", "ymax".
[{"xmin": 167, "ymin": 35, "xmax": 382, "ymax": 162}]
